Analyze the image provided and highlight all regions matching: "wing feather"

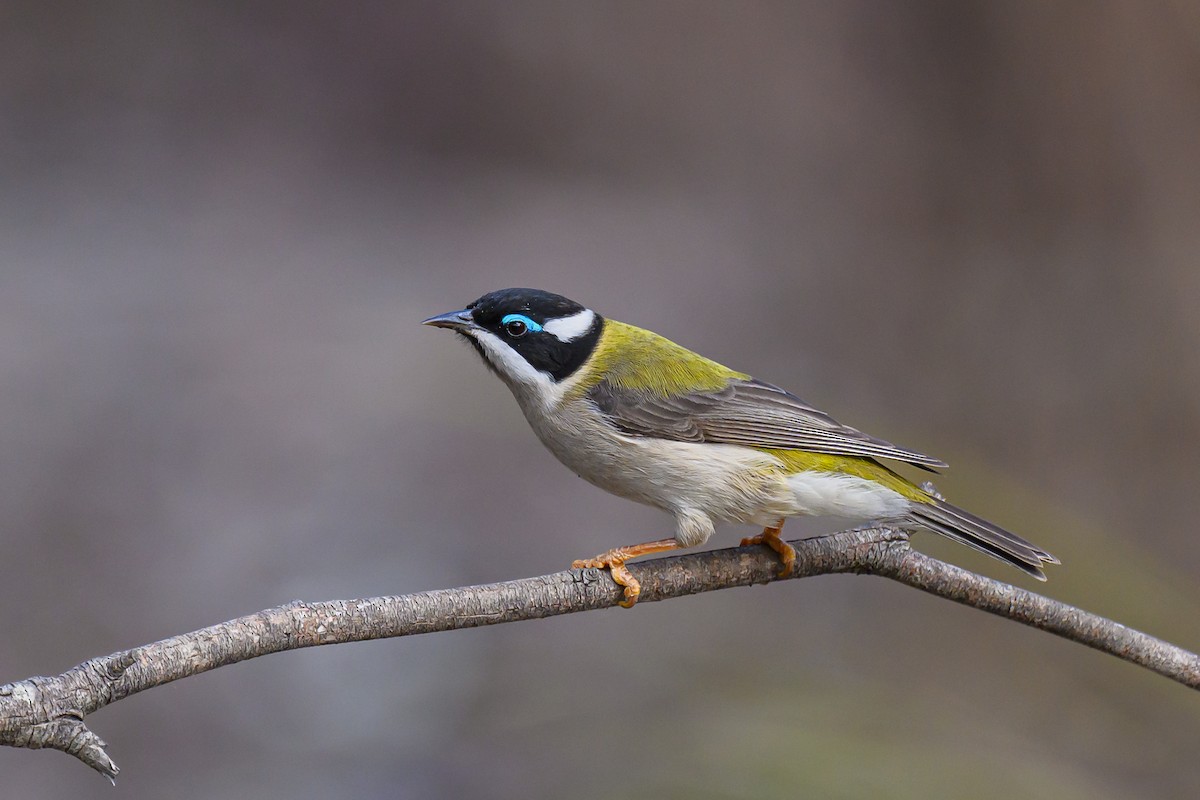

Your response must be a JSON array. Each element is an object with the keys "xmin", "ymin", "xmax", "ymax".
[{"xmin": 588, "ymin": 377, "xmax": 947, "ymax": 470}]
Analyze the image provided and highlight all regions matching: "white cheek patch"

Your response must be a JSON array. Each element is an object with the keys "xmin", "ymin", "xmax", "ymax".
[
  {"xmin": 543, "ymin": 308, "xmax": 595, "ymax": 342},
  {"xmin": 469, "ymin": 328, "xmax": 558, "ymax": 397}
]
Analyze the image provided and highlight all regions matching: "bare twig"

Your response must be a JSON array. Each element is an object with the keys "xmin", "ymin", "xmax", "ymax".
[{"xmin": 1, "ymin": 526, "xmax": 1196, "ymax": 781}]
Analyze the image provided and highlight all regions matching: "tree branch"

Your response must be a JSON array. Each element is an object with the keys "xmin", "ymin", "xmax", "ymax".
[{"xmin": 2, "ymin": 526, "xmax": 1196, "ymax": 781}]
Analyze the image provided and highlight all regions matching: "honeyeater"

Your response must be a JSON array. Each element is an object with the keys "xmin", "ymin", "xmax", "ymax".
[{"xmin": 424, "ymin": 288, "xmax": 1057, "ymax": 607}]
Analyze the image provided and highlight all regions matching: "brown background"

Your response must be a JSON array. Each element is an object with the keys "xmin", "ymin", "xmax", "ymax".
[{"xmin": 2, "ymin": 2, "xmax": 1198, "ymax": 797}]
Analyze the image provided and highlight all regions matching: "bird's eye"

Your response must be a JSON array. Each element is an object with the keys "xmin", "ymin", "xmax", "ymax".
[{"xmin": 501, "ymin": 313, "xmax": 541, "ymax": 338}]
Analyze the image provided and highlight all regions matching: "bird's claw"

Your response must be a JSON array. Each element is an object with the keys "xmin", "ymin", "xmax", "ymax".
[
  {"xmin": 572, "ymin": 552, "xmax": 641, "ymax": 607},
  {"xmin": 741, "ymin": 528, "xmax": 796, "ymax": 577}
]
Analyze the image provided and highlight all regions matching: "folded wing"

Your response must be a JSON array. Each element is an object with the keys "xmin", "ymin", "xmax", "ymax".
[{"xmin": 588, "ymin": 377, "xmax": 948, "ymax": 470}]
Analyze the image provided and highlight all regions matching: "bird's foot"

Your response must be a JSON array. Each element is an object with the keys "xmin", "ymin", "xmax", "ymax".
[
  {"xmin": 572, "ymin": 538, "xmax": 680, "ymax": 608},
  {"xmin": 573, "ymin": 551, "xmax": 640, "ymax": 607},
  {"xmin": 740, "ymin": 523, "xmax": 796, "ymax": 577}
]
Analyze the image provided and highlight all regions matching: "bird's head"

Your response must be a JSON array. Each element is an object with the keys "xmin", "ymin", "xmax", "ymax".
[{"xmin": 423, "ymin": 288, "xmax": 603, "ymax": 402}]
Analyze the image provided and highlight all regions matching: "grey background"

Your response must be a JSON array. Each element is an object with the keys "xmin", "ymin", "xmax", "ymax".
[{"xmin": 2, "ymin": 2, "xmax": 1198, "ymax": 797}]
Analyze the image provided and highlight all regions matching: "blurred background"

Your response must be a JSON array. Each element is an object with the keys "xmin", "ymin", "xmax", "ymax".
[{"xmin": 2, "ymin": 1, "xmax": 1199, "ymax": 797}]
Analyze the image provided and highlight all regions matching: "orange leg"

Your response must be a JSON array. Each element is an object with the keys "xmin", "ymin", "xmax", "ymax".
[
  {"xmin": 572, "ymin": 538, "xmax": 680, "ymax": 608},
  {"xmin": 740, "ymin": 520, "xmax": 796, "ymax": 577}
]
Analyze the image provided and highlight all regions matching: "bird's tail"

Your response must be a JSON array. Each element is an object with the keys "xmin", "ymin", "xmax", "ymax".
[{"xmin": 907, "ymin": 499, "xmax": 1059, "ymax": 580}]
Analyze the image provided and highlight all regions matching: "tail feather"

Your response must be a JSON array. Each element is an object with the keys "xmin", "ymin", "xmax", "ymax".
[{"xmin": 908, "ymin": 499, "xmax": 1058, "ymax": 581}]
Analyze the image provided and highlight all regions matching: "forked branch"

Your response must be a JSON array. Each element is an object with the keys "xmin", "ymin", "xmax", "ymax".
[{"xmin": 1, "ymin": 526, "xmax": 1196, "ymax": 781}]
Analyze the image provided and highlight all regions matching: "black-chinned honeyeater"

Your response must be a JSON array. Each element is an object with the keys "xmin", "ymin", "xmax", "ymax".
[{"xmin": 424, "ymin": 288, "xmax": 1058, "ymax": 607}]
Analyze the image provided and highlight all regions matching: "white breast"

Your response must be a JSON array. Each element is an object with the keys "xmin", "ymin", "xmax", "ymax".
[
  {"xmin": 517, "ymin": 396, "xmax": 912, "ymax": 549},
  {"xmin": 523, "ymin": 399, "xmax": 797, "ymax": 531}
]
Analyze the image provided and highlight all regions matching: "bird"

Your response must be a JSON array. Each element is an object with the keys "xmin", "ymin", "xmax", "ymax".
[{"xmin": 423, "ymin": 288, "xmax": 1057, "ymax": 607}]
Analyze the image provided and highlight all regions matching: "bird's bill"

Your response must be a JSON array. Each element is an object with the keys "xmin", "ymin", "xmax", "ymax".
[{"xmin": 421, "ymin": 309, "xmax": 475, "ymax": 330}]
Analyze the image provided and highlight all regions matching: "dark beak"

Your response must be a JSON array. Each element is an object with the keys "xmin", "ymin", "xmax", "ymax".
[{"xmin": 422, "ymin": 309, "xmax": 475, "ymax": 331}]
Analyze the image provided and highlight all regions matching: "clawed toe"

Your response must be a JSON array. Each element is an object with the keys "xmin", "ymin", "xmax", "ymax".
[
  {"xmin": 570, "ymin": 538, "xmax": 680, "ymax": 609},
  {"xmin": 573, "ymin": 552, "xmax": 640, "ymax": 607},
  {"xmin": 743, "ymin": 523, "xmax": 795, "ymax": 577}
]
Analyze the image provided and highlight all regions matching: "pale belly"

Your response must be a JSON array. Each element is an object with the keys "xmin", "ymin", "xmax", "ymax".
[
  {"xmin": 522, "ymin": 399, "xmax": 911, "ymax": 546},
  {"xmin": 526, "ymin": 402, "xmax": 801, "ymax": 525}
]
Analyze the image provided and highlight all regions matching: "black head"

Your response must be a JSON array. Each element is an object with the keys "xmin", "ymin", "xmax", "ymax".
[{"xmin": 424, "ymin": 288, "xmax": 604, "ymax": 383}]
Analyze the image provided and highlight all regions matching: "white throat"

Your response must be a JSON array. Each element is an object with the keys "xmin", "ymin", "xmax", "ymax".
[{"xmin": 468, "ymin": 328, "xmax": 560, "ymax": 411}]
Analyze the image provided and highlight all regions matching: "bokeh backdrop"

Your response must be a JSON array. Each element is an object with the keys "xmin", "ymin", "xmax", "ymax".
[{"xmin": 2, "ymin": 2, "xmax": 1199, "ymax": 798}]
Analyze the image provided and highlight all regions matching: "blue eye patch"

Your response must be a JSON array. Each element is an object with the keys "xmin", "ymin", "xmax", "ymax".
[{"xmin": 501, "ymin": 313, "xmax": 542, "ymax": 332}]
